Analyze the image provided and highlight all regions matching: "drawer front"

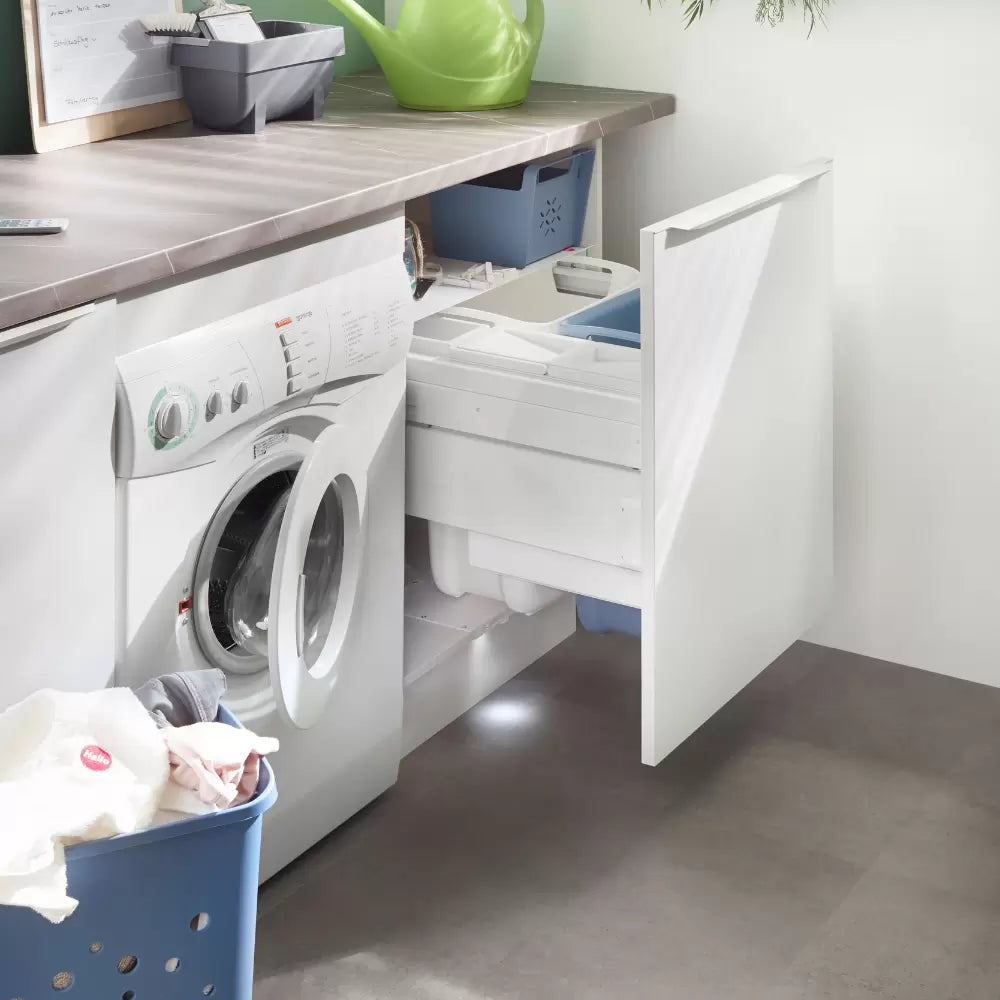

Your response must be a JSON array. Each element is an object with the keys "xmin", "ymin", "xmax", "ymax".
[
  {"xmin": 406, "ymin": 424, "xmax": 641, "ymax": 571},
  {"xmin": 407, "ymin": 379, "xmax": 640, "ymax": 469},
  {"xmin": 639, "ymin": 160, "xmax": 833, "ymax": 766}
]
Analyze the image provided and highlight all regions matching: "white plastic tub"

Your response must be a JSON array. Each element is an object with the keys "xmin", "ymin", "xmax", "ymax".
[{"xmin": 446, "ymin": 257, "xmax": 638, "ymax": 332}]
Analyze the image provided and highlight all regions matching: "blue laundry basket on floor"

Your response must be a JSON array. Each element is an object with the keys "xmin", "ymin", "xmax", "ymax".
[{"xmin": 0, "ymin": 705, "xmax": 276, "ymax": 1000}]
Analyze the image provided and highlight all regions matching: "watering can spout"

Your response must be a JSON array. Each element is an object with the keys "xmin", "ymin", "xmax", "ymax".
[{"xmin": 326, "ymin": 0, "xmax": 399, "ymax": 62}]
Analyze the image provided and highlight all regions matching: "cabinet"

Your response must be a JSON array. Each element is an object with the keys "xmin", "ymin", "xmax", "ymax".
[
  {"xmin": 403, "ymin": 159, "xmax": 832, "ymax": 765},
  {"xmin": 0, "ymin": 302, "xmax": 117, "ymax": 710}
]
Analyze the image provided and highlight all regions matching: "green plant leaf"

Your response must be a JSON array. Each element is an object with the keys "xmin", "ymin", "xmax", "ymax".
[
  {"xmin": 643, "ymin": 0, "xmax": 832, "ymax": 33},
  {"xmin": 682, "ymin": 0, "xmax": 707, "ymax": 28}
]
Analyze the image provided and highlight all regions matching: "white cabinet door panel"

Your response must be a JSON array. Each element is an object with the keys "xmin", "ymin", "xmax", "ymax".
[
  {"xmin": 0, "ymin": 302, "xmax": 115, "ymax": 710},
  {"xmin": 640, "ymin": 161, "xmax": 832, "ymax": 765}
]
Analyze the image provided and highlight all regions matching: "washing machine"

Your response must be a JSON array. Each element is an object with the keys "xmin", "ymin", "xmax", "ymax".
[{"xmin": 114, "ymin": 215, "xmax": 413, "ymax": 879}]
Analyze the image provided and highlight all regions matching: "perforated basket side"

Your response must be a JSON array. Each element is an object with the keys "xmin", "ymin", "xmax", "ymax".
[
  {"xmin": 0, "ymin": 706, "xmax": 276, "ymax": 1000},
  {"xmin": 430, "ymin": 148, "xmax": 596, "ymax": 268}
]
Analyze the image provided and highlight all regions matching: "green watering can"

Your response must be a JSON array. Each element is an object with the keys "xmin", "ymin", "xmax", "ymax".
[{"xmin": 325, "ymin": 0, "xmax": 545, "ymax": 111}]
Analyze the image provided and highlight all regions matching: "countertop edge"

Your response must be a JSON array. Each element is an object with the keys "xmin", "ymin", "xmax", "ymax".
[{"xmin": 0, "ymin": 89, "xmax": 675, "ymax": 332}]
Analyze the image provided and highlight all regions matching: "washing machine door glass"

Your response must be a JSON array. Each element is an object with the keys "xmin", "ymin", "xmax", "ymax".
[
  {"xmin": 196, "ymin": 464, "xmax": 300, "ymax": 676},
  {"xmin": 224, "ymin": 486, "xmax": 292, "ymax": 661},
  {"xmin": 269, "ymin": 423, "xmax": 370, "ymax": 730},
  {"xmin": 225, "ymin": 487, "xmax": 344, "ymax": 667}
]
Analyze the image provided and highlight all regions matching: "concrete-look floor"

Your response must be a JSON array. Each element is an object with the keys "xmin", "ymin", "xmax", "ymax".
[{"xmin": 253, "ymin": 635, "xmax": 1000, "ymax": 1000}]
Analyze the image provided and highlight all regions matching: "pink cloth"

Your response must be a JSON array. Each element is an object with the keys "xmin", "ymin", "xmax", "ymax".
[{"xmin": 159, "ymin": 723, "xmax": 279, "ymax": 815}]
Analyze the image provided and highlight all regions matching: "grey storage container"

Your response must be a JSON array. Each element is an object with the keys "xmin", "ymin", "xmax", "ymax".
[{"xmin": 171, "ymin": 21, "xmax": 345, "ymax": 134}]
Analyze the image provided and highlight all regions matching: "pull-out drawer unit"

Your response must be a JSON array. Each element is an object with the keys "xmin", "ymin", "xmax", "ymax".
[{"xmin": 406, "ymin": 161, "xmax": 832, "ymax": 766}]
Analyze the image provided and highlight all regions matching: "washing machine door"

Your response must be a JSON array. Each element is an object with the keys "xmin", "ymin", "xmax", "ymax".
[{"xmin": 267, "ymin": 423, "xmax": 370, "ymax": 729}]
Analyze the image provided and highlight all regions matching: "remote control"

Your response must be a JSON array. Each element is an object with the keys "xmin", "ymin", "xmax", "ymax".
[{"xmin": 0, "ymin": 218, "xmax": 69, "ymax": 235}]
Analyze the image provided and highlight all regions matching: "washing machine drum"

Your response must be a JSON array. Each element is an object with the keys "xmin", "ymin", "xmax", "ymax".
[{"xmin": 198, "ymin": 467, "xmax": 345, "ymax": 676}]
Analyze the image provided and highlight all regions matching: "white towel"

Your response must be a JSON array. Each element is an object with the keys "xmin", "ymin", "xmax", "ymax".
[{"xmin": 0, "ymin": 688, "xmax": 168, "ymax": 923}]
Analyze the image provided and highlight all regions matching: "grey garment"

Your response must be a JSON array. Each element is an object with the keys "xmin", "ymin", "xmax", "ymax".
[{"xmin": 134, "ymin": 669, "xmax": 228, "ymax": 729}]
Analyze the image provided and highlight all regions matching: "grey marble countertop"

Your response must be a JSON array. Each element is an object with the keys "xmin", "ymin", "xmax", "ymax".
[{"xmin": 0, "ymin": 72, "xmax": 674, "ymax": 331}]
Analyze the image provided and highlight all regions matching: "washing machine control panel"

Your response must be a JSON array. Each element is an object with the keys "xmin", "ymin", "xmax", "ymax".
[{"xmin": 115, "ymin": 255, "xmax": 413, "ymax": 478}]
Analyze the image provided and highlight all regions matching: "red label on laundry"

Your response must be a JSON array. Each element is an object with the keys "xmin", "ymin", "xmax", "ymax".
[{"xmin": 80, "ymin": 745, "xmax": 112, "ymax": 771}]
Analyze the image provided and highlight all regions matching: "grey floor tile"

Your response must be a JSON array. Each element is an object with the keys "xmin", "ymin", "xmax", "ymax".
[
  {"xmin": 494, "ymin": 822, "xmax": 862, "ymax": 1000},
  {"xmin": 658, "ymin": 735, "xmax": 933, "ymax": 868},
  {"xmin": 870, "ymin": 784, "xmax": 1000, "ymax": 907},
  {"xmin": 773, "ymin": 870, "xmax": 1000, "ymax": 1000},
  {"xmin": 948, "ymin": 734, "xmax": 1000, "ymax": 813},
  {"xmin": 768, "ymin": 645, "xmax": 1000, "ymax": 778},
  {"xmin": 254, "ymin": 637, "xmax": 1000, "ymax": 999}
]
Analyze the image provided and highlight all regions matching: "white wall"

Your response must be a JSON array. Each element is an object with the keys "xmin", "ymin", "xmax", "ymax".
[
  {"xmin": 534, "ymin": 0, "xmax": 1000, "ymax": 686},
  {"xmin": 386, "ymin": 0, "xmax": 1000, "ymax": 686}
]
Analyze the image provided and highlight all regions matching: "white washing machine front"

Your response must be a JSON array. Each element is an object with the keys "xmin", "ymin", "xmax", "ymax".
[
  {"xmin": 113, "ymin": 240, "xmax": 413, "ymax": 878},
  {"xmin": 118, "ymin": 376, "xmax": 406, "ymax": 879}
]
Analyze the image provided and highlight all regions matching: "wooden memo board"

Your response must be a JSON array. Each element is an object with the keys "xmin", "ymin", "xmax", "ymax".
[{"xmin": 20, "ymin": 0, "xmax": 190, "ymax": 153}]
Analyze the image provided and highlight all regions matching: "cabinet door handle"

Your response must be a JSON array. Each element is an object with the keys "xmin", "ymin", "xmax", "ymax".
[
  {"xmin": 0, "ymin": 302, "xmax": 96, "ymax": 351},
  {"xmin": 650, "ymin": 158, "xmax": 832, "ymax": 244}
]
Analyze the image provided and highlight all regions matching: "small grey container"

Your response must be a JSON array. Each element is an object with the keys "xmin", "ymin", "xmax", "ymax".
[{"xmin": 171, "ymin": 21, "xmax": 345, "ymax": 134}]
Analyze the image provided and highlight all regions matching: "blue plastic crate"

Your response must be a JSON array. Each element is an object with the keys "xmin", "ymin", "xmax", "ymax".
[
  {"xmin": 577, "ymin": 597, "xmax": 641, "ymax": 637},
  {"xmin": 560, "ymin": 287, "xmax": 641, "ymax": 347},
  {"xmin": 0, "ymin": 705, "xmax": 276, "ymax": 1000},
  {"xmin": 430, "ymin": 148, "xmax": 596, "ymax": 268}
]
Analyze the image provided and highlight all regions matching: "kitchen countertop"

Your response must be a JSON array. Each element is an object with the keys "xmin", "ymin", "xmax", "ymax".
[{"xmin": 0, "ymin": 72, "xmax": 674, "ymax": 331}]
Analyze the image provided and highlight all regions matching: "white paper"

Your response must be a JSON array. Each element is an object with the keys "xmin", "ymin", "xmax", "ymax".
[
  {"xmin": 35, "ymin": 0, "xmax": 183, "ymax": 125},
  {"xmin": 201, "ymin": 12, "xmax": 263, "ymax": 42}
]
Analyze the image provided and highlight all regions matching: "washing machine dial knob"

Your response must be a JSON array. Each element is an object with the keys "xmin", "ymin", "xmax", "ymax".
[
  {"xmin": 154, "ymin": 394, "xmax": 190, "ymax": 442},
  {"xmin": 232, "ymin": 380, "xmax": 250, "ymax": 409},
  {"xmin": 206, "ymin": 390, "xmax": 224, "ymax": 418}
]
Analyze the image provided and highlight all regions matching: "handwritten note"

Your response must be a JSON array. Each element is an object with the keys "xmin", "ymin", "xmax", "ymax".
[{"xmin": 35, "ymin": 0, "xmax": 183, "ymax": 124}]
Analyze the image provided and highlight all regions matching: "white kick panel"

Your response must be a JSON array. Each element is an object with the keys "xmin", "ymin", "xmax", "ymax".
[{"xmin": 639, "ymin": 161, "xmax": 833, "ymax": 766}]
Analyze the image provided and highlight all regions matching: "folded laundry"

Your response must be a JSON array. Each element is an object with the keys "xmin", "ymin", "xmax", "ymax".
[
  {"xmin": 134, "ymin": 668, "xmax": 227, "ymax": 728},
  {"xmin": 159, "ymin": 722, "xmax": 280, "ymax": 815},
  {"xmin": 0, "ymin": 688, "xmax": 168, "ymax": 923}
]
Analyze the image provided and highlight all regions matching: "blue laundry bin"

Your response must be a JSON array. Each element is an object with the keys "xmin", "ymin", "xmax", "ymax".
[
  {"xmin": 578, "ymin": 596, "xmax": 642, "ymax": 638},
  {"xmin": 565, "ymin": 290, "xmax": 643, "ymax": 636},
  {"xmin": 560, "ymin": 287, "xmax": 641, "ymax": 347},
  {"xmin": 430, "ymin": 148, "xmax": 596, "ymax": 268},
  {"xmin": 0, "ymin": 705, "xmax": 276, "ymax": 1000}
]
